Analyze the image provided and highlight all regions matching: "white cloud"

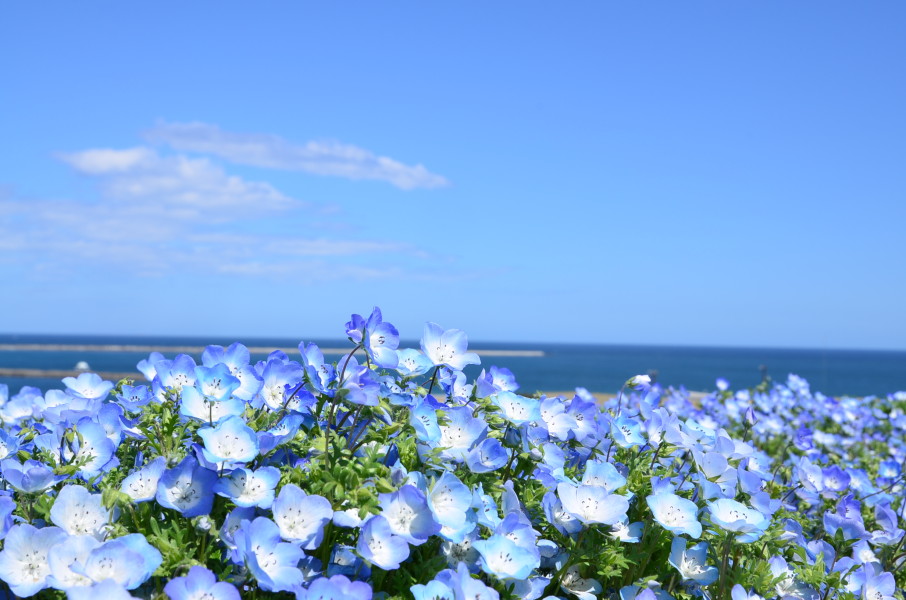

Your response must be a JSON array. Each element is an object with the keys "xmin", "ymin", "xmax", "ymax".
[
  {"xmin": 59, "ymin": 147, "xmax": 298, "ymax": 218},
  {"xmin": 2, "ymin": 146, "xmax": 433, "ymax": 281},
  {"xmin": 144, "ymin": 121, "xmax": 450, "ymax": 190}
]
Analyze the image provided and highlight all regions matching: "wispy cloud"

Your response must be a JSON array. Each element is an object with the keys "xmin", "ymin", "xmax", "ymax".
[
  {"xmin": 59, "ymin": 147, "xmax": 298, "ymax": 218},
  {"xmin": 3, "ymin": 145, "xmax": 430, "ymax": 280},
  {"xmin": 144, "ymin": 121, "xmax": 450, "ymax": 190}
]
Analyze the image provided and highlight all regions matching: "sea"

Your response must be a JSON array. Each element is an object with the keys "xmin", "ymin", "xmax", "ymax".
[{"xmin": 1, "ymin": 334, "xmax": 905, "ymax": 398}]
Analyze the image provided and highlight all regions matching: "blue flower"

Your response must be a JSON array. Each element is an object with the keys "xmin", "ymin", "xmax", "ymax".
[
  {"xmin": 213, "ymin": 466, "xmax": 280, "ymax": 509},
  {"xmin": 164, "ymin": 565, "xmax": 240, "ymax": 600},
  {"xmin": 179, "ymin": 386, "xmax": 245, "ymax": 424},
  {"xmin": 557, "ymin": 482, "xmax": 630, "ymax": 526},
  {"xmin": 272, "ymin": 484, "xmax": 333, "ymax": 549},
  {"xmin": 62, "ymin": 372, "xmax": 114, "ymax": 401},
  {"xmin": 411, "ymin": 579, "xmax": 455, "ymax": 600},
  {"xmin": 707, "ymin": 499, "xmax": 769, "ymax": 543},
  {"xmin": 437, "ymin": 406, "xmax": 487, "ymax": 462},
  {"xmin": 465, "ymin": 437, "xmax": 508, "ymax": 473},
  {"xmin": 50, "ymin": 485, "xmax": 109, "ymax": 540},
  {"xmin": 473, "ymin": 534, "xmax": 538, "ymax": 580},
  {"xmin": 120, "ymin": 456, "xmax": 167, "ymax": 503},
  {"xmin": 198, "ymin": 415, "xmax": 259, "ymax": 466},
  {"xmin": 494, "ymin": 391, "xmax": 541, "ymax": 426},
  {"xmin": 156, "ymin": 455, "xmax": 217, "ymax": 517},
  {"xmin": 427, "ymin": 471, "xmax": 473, "ymax": 536},
  {"xmin": 647, "ymin": 492, "xmax": 702, "ymax": 538},
  {"xmin": 378, "ymin": 484, "xmax": 441, "ymax": 545},
  {"xmin": 357, "ymin": 307, "xmax": 401, "ymax": 369},
  {"xmin": 420, "ymin": 322, "xmax": 480, "ymax": 371},
  {"xmin": 396, "ymin": 349, "xmax": 434, "ymax": 377},
  {"xmin": 299, "ymin": 574, "xmax": 373, "ymax": 600},
  {"xmin": 668, "ymin": 537, "xmax": 718, "ymax": 585},
  {"xmin": 435, "ymin": 562, "xmax": 500, "ymax": 600},
  {"xmin": 233, "ymin": 517, "xmax": 306, "ymax": 592},
  {"xmin": 0, "ymin": 524, "xmax": 69, "ymax": 596},
  {"xmin": 356, "ymin": 515, "xmax": 410, "ymax": 570},
  {"xmin": 1, "ymin": 458, "xmax": 61, "ymax": 493}
]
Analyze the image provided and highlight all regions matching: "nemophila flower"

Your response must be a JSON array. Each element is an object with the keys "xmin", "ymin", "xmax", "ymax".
[
  {"xmin": 48, "ymin": 533, "xmax": 99, "ymax": 590},
  {"xmin": 647, "ymin": 492, "xmax": 702, "ymax": 538},
  {"xmin": 466, "ymin": 437, "xmax": 508, "ymax": 473},
  {"xmin": 475, "ymin": 366, "xmax": 520, "ymax": 398},
  {"xmin": 427, "ymin": 471, "xmax": 472, "ymax": 533},
  {"xmin": 708, "ymin": 498, "xmax": 770, "ymax": 543},
  {"xmin": 50, "ymin": 485, "xmax": 109, "ymax": 540},
  {"xmin": 769, "ymin": 556, "xmax": 819, "ymax": 600},
  {"xmin": 326, "ymin": 544, "xmax": 366, "ymax": 579},
  {"xmin": 437, "ymin": 406, "xmax": 487, "ymax": 462},
  {"xmin": 234, "ymin": 517, "xmax": 306, "ymax": 592},
  {"xmin": 731, "ymin": 585, "xmax": 765, "ymax": 600},
  {"xmin": 494, "ymin": 391, "xmax": 541, "ymax": 425},
  {"xmin": 272, "ymin": 484, "xmax": 333, "ymax": 548},
  {"xmin": 335, "ymin": 360, "xmax": 380, "ymax": 407},
  {"xmin": 202, "ymin": 343, "xmax": 263, "ymax": 401},
  {"xmin": 860, "ymin": 563, "xmax": 896, "ymax": 600},
  {"xmin": 198, "ymin": 415, "xmax": 259, "ymax": 466},
  {"xmin": 0, "ymin": 496, "xmax": 14, "ymax": 540},
  {"xmin": 560, "ymin": 564, "xmax": 603, "ymax": 600},
  {"xmin": 120, "ymin": 456, "xmax": 167, "ymax": 503},
  {"xmin": 0, "ymin": 524, "xmax": 69, "ymax": 596},
  {"xmin": 378, "ymin": 484, "xmax": 440, "ymax": 545},
  {"xmin": 357, "ymin": 514, "xmax": 410, "ymax": 570},
  {"xmin": 62, "ymin": 372, "xmax": 114, "ymax": 401},
  {"xmin": 67, "ymin": 420, "xmax": 118, "ymax": 477},
  {"xmin": 395, "ymin": 348, "xmax": 433, "ymax": 377},
  {"xmin": 258, "ymin": 359, "xmax": 305, "ymax": 411},
  {"xmin": 179, "ymin": 386, "xmax": 244, "ymax": 424},
  {"xmin": 153, "ymin": 354, "xmax": 198, "ymax": 398},
  {"xmin": 435, "ymin": 562, "xmax": 500, "ymax": 600},
  {"xmin": 611, "ymin": 415, "xmax": 646, "ymax": 448},
  {"xmin": 871, "ymin": 502, "xmax": 905, "ymax": 546},
  {"xmin": 473, "ymin": 534, "xmax": 539, "ymax": 581},
  {"xmin": 582, "ymin": 459, "xmax": 627, "ymax": 492},
  {"xmin": 411, "ymin": 579, "xmax": 455, "ymax": 600},
  {"xmin": 79, "ymin": 538, "xmax": 152, "ymax": 589},
  {"xmin": 352, "ymin": 307, "xmax": 400, "ymax": 369},
  {"xmin": 214, "ymin": 466, "xmax": 280, "ymax": 509},
  {"xmin": 299, "ymin": 342, "xmax": 336, "ymax": 394},
  {"xmin": 194, "ymin": 363, "xmax": 241, "ymax": 401},
  {"xmin": 115, "ymin": 384, "xmax": 152, "ymax": 412},
  {"xmin": 156, "ymin": 455, "xmax": 217, "ymax": 517},
  {"xmin": 2, "ymin": 457, "xmax": 61, "ymax": 493},
  {"xmin": 163, "ymin": 565, "xmax": 240, "ymax": 600},
  {"xmin": 538, "ymin": 395, "xmax": 577, "ymax": 441},
  {"xmin": 421, "ymin": 322, "xmax": 481, "ymax": 371},
  {"xmin": 258, "ymin": 413, "xmax": 306, "ymax": 455},
  {"xmin": 472, "ymin": 484, "xmax": 502, "ymax": 529},
  {"xmin": 301, "ymin": 574, "xmax": 373, "ymax": 600},
  {"xmin": 557, "ymin": 482, "xmax": 629, "ymax": 526},
  {"xmin": 411, "ymin": 401, "xmax": 441, "ymax": 444},
  {"xmin": 440, "ymin": 529, "xmax": 480, "ymax": 568},
  {"xmin": 668, "ymin": 537, "xmax": 718, "ymax": 585},
  {"xmin": 610, "ymin": 517, "xmax": 644, "ymax": 543}
]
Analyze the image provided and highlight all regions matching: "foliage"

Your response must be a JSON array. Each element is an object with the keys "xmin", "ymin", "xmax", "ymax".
[{"xmin": 0, "ymin": 309, "xmax": 903, "ymax": 600}]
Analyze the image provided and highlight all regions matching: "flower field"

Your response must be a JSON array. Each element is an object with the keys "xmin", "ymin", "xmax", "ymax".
[{"xmin": 0, "ymin": 308, "xmax": 902, "ymax": 599}]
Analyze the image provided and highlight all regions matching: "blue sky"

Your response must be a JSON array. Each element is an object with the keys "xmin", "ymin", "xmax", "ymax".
[{"xmin": 2, "ymin": 3, "xmax": 904, "ymax": 349}]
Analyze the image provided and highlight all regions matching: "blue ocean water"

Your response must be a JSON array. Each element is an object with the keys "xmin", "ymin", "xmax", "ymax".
[{"xmin": 1, "ymin": 334, "xmax": 905, "ymax": 397}]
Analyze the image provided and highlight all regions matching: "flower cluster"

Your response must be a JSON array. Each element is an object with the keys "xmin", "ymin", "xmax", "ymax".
[{"xmin": 0, "ymin": 307, "xmax": 903, "ymax": 600}]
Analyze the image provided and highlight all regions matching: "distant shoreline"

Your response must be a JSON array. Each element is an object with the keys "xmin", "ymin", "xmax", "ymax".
[{"xmin": 0, "ymin": 343, "xmax": 543, "ymax": 357}]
